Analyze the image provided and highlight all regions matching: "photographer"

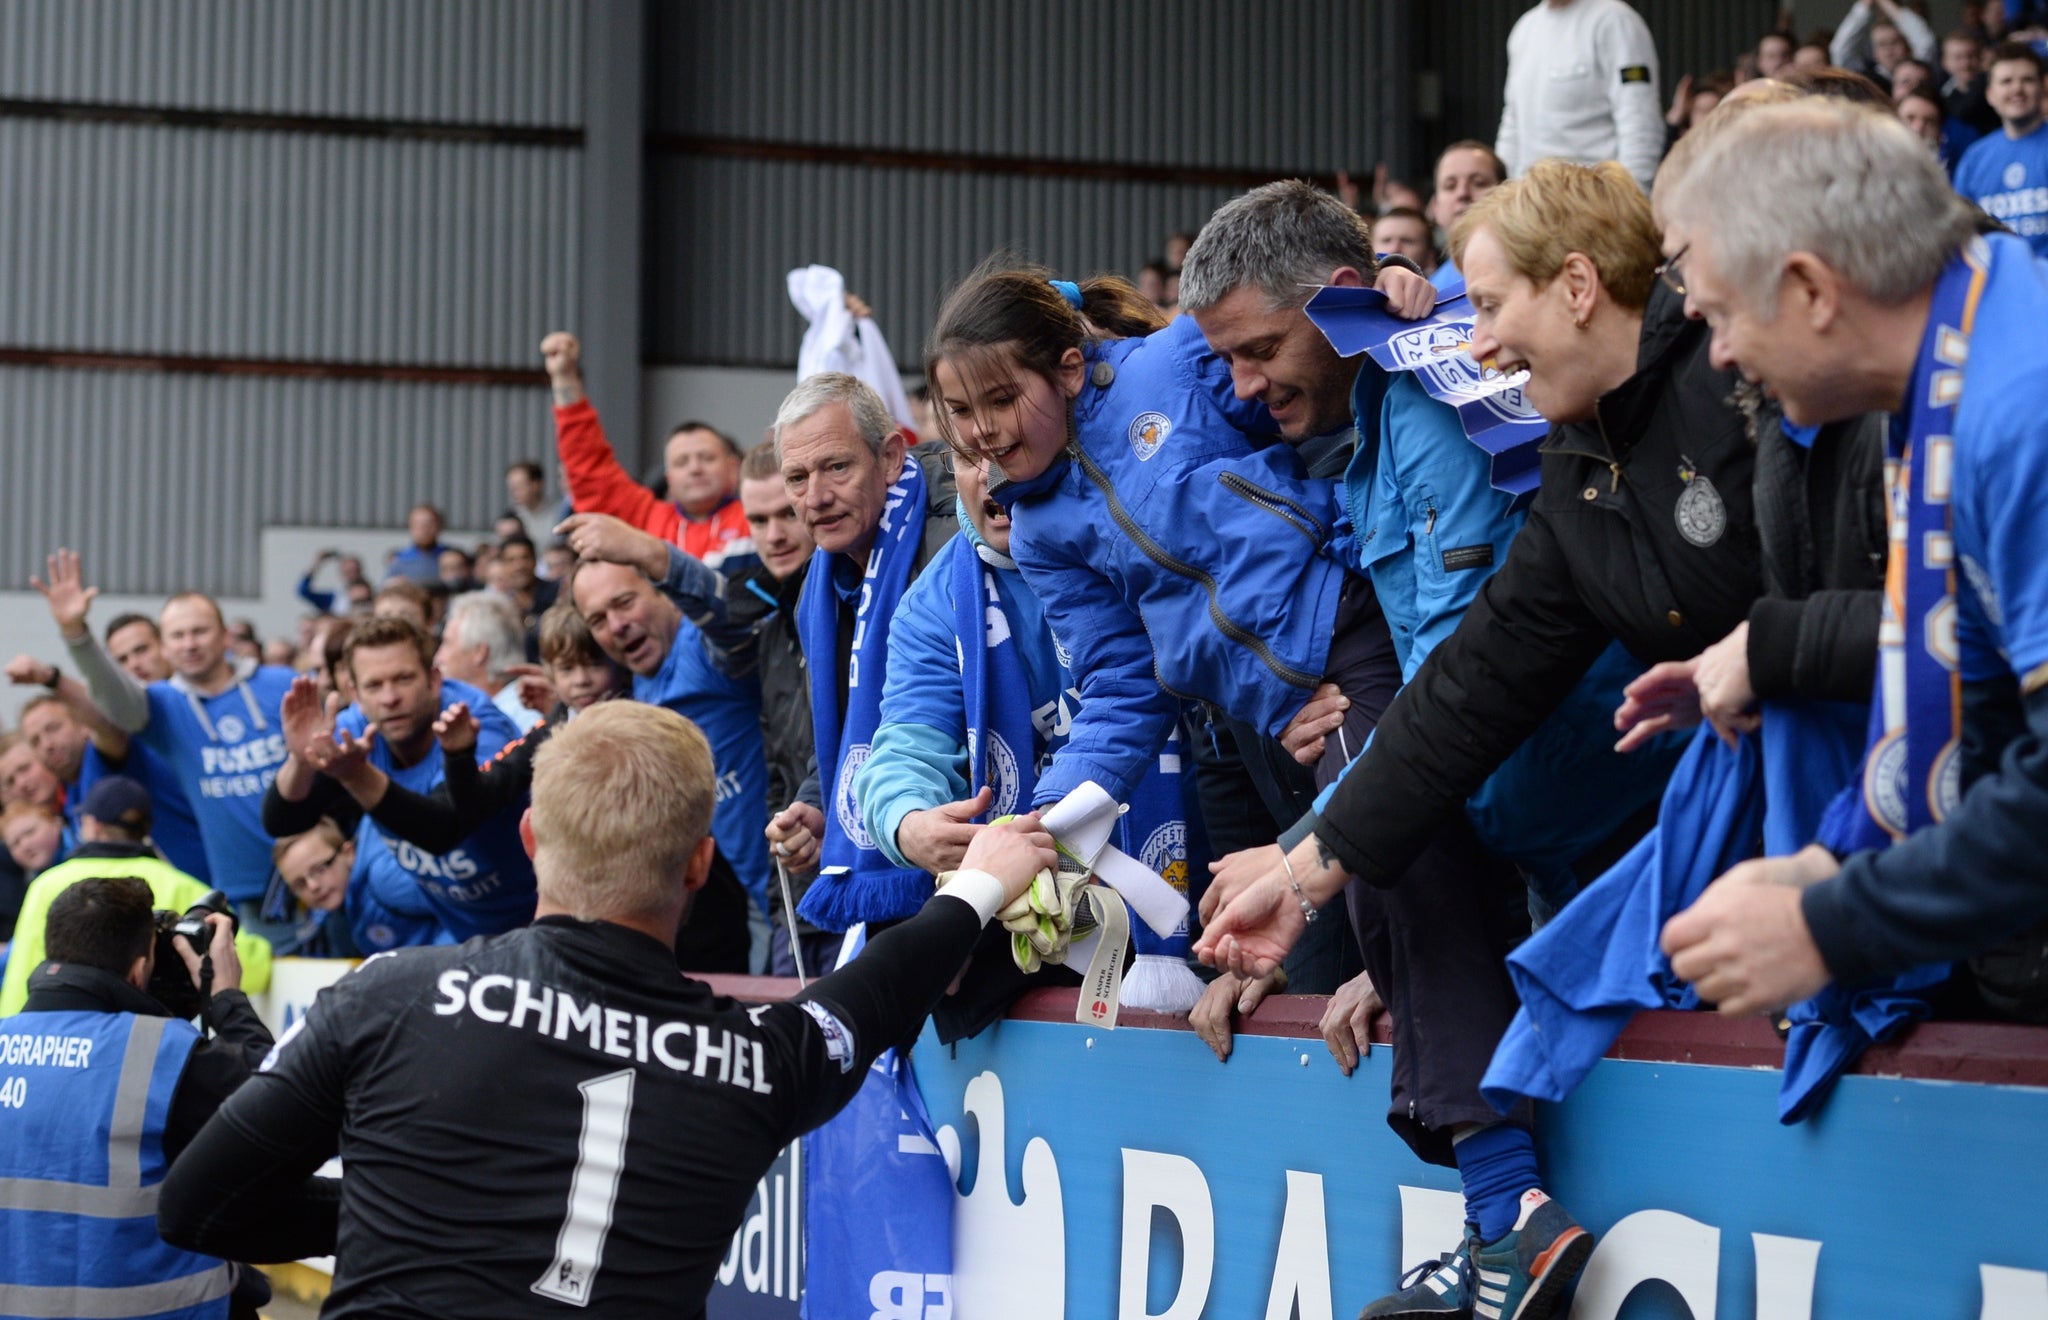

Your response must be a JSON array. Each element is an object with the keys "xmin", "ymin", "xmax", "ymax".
[
  {"xmin": 0, "ymin": 777, "xmax": 273, "ymax": 1015},
  {"xmin": 0, "ymin": 877, "xmax": 293, "ymax": 1317}
]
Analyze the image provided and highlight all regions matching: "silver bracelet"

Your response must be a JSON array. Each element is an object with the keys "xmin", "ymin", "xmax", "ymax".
[{"xmin": 1280, "ymin": 849, "xmax": 1318, "ymax": 924}]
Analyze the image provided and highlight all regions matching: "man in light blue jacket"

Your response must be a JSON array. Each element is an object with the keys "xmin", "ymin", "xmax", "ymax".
[{"xmin": 1183, "ymin": 180, "xmax": 1683, "ymax": 1319}]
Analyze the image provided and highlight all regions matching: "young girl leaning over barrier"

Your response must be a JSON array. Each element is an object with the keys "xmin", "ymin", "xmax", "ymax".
[{"xmin": 923, "ymin": 260, "xmax": 1431, "ymax": 820}]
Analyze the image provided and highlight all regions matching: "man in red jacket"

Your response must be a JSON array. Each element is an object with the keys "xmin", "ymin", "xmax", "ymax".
[{"xmin": 541, "ymin": 332, "xmax": 754, "ymax": 572}]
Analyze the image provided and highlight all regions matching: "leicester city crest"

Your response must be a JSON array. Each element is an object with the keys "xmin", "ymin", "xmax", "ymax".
[
  {"xmin": 967, "ymin": 728, "xmax": 1023, "ymax": 818},
  {"xmin": 1128, "ymin": 411, "xmax": 1171, "ymax": 461},
  {"xmin": 1674, "ymin": 459, "xmax": 1727, "ymax": 548},
  {"xmin": 832, "ymin": 743, "xmax": 874, "ymax": 850}
]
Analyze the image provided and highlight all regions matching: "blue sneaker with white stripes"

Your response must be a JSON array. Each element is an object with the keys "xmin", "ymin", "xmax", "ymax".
[
  {"xmin": 1468, "ymin": 1190, "xmax": 1594, "ymax": 1320},
  {"xmin": 1356, "ymin": 1231, "xmax": 1475, "ymax": 1317}
]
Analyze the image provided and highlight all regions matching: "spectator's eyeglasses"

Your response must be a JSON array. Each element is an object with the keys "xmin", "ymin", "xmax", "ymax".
[
  {"xmin": 1656, "ymin": 244, "xmax": 1690, "ymax": 299},
  {"xmin": 295, "ymin": 845, "xmax": 347, "ymax": 886}
]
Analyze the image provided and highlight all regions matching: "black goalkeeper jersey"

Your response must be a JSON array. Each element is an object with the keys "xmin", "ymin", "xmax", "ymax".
[{"xmin": 167, "ymin": 903, "xmax": 984, "ymax": 1317}]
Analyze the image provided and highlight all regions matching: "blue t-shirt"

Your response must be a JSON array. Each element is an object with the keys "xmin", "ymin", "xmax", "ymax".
[
  {"xmin": 634, "ymin": 616, "xmax": 770, "ymax": 907},
  {"xmin": 336, "ymin": 678, "xmax": 537, "ymax": 940},
  {"xmin": 1954, "ymin": 122, "xmax": 2048, "ymax": 257},
  {"xmin": 136, "ymin": 665, "xmax": 297, "ymax": 904},
  {"xmin": 71, "ymin": 742, "xmax": 211, "ymax": 884},
  {"xmin": 341, "ymin": 859, "xmax": 451, "ymax": 953},
  {"xmin": 1953, "ymin": 234, "xmax": 2048, "ymax": 684}
]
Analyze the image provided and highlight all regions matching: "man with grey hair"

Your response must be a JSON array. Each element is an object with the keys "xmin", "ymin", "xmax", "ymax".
[
  {"xmin": 1656, "ymin": 99, "xmax": 2048, "ymax": 1024},
  {"xmin": 765, "ymin": 372, "xmax": 958, "ymax": 932},
  {"xmin": 435, "ymin": 591, "xmax": 542, "ymax": 735}
]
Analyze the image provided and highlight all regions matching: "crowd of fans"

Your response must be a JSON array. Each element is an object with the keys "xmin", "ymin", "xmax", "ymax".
[{"xmin": 4, "ymin": 0, "xmax": 2048, "ymax": 1314}]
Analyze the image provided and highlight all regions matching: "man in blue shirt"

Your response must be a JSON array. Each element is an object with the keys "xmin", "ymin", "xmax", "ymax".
[
  {"xmin": 384, "ymin": 503, "xmax": 455, "ymax": 587},
  {"xmin": 570, "ymin": 557, "xmax": 771, "ymax": 938},
  {"xmin": 267, "ymin": 616, "xmax": 536, "ymax": 942},
  {"xmin": 47, "ymin": 552, "xmax": 296, "ymax": 934},
  {"xmin": 1425, "ymin": 141, "xmax": 1507, "ymax": 292},
  {"xmin": 1953, "ymin": 42, "xmax": 2048, "ymax": 256}
]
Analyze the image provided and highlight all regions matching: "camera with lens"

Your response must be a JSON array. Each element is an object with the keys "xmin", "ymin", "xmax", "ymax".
[{"xmin": 148, "ymin": 890, "xmax": 237, "ymax": 1019}]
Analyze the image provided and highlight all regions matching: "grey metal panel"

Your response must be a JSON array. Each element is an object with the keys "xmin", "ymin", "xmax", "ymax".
[
  {"xmin": 0, "ymin": 0, "xmax": 584, "ymax": 126},
  {"xmin": 0, "ymin": 365, "xmax": 555, "ymax": 598},
  {"xmin": 648, "ymin": 153, "xmax": 1243, "ymax": 370},
  {"xmin": 1, "ymin": 119, "xmax": 583, "ymax": 366},
  {"xmin": 1423, "ymin": 0, "xmax": 1782, "ymax": 157},
  {"xmin": 654, "ymin": 0, "xmax": 1383, "ymax": 174}
]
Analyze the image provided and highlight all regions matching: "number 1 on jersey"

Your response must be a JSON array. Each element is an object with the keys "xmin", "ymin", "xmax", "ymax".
[{"xmin": 532, "ymin": 1069, "xmax": 636, "ymax": 1306}]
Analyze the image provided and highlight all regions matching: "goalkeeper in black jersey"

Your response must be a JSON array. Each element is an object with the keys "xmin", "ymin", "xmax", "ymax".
[{"xmin": 158, "ymin": 701, "xmax": 1055, "ymax": 1318}]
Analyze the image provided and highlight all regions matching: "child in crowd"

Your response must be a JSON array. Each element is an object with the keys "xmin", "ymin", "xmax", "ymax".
[
  {"xmin": 0, "ymin": 801, "xmax": 66, "ymax": 878},
  {"xmin": 924, "ymin": 261, "xmax": 1433, "ymax": 814}
]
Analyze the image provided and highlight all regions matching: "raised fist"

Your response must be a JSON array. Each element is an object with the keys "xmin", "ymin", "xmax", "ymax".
[{"xmin": 540, "ymin": 331, "xmax": 582, "ymax": 381}]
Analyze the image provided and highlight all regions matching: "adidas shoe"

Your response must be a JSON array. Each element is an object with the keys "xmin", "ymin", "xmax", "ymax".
[
  {"xmin": 1468, "ymin": 1189, "xmax": 1594, "ymax": 1320},
  {"xmin": 1357, "ymin": 1231, "xmax": 1474, "ymax": 1318}
]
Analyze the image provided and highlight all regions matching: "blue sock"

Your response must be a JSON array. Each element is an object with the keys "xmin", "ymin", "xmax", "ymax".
[{"xmin": 1454, "ymin": 1123, "xmax": 1539, "ymax": 1243}]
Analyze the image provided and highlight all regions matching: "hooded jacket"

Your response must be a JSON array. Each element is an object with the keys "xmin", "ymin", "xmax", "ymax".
[
  {"xmin": 997, "ymin": 314, "xmax": 1350, "ymax": 808},
  {"xmin": 1313, "ymin": 281, "xmax": 1763, "ymax": 885}
]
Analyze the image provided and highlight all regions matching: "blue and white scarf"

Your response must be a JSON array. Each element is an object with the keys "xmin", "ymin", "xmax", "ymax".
[
  {"xmin": 955, "ymin": 541, "xmax": 1201, "ymax": 1008},
  {"xmin": 796, "ymin": 455, "xmax": 932, "ymax": 931},
  {"xmin": 1828, "ymin": 240, "xmax": 1989, "ymax": 852}
]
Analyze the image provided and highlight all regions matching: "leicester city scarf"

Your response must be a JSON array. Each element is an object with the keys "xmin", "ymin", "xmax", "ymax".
[
  {"xmin": 1832, "ymin": 240, "xmax": 1989, "ymax": 852},
  {"xmin": 954, "ymin": 540, "xmax": 1203, "ymax": 1013},
  {"xmin": 796, "ymin": 454, "xmax": 931, "ymax": 931}
]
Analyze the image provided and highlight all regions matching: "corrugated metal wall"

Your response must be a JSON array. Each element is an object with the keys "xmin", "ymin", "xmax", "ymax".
[
  {"xmin": 1, "ymin": 4, "xmax": 585, "ymax": 599},
  {"xmin": 656, "ymin": 0, "xmax": 1382, "ymax": 171},
  {"xmin": 650, "ymin": 155, "xmax": 1243, "ymax": 370},
  {"xmin": 647, "ymin": 0, "xmax": 1389, "ymax": 368},
  {"xmin": 2, "ymin": 120, "xmax": 581, "ymax": 366},
  {"xmin": 1422, "ymin": 0, "xmax": 1783, "ymax": 163},
  {"xmin": 0, "ymin": 367, "xmax": 555, "ymax": 598},
  {"xmin": 0, "ymin": 0, "xmax": 582, "ymax": 124}
]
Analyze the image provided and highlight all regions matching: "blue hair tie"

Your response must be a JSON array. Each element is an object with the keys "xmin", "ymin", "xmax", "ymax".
[{"xmin": 1048, "ymin": 279, "xmax": 1083, "ymax": 310}]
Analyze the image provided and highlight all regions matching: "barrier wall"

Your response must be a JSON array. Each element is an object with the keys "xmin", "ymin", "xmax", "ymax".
[
  {"xmin": 704, "ymin": 982, "xmax": 2048, "ymax": 1320},
  {"xmin": 252, "ymin": 964, "xmax": 2048, "ymax": 1316}
]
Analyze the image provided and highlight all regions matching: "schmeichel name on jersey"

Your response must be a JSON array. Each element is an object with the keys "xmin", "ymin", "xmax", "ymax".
[{"xmin": 432, "ymin": 969, "xmax": 774, "ymax": 1095}]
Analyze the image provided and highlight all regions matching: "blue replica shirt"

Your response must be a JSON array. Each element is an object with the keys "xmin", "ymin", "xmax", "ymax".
[
  {"xmin": 342, "ymin": 853, "xmax": 453, "ymax": 953},
  {"xmin": 335, "ymin": 678, "xmax": 536, "ymax": 940},
  {"xmin": 634, "ymin": 615, "xmax": 771, "ymax": 908},
  {"xmin": 1952, "ymin": 234, "xmax": 2048, "ymax": 684},
  {"xmin": 1954, "ymin": 121, "xmax": 2048, "ymax": 256},
  {"xmin": 72, "ymin": 742, "xmax": 212, "ymax": 884},
  {"xmin": 135, "ymin": 664, "xmax": 297, "ymax": 904}
]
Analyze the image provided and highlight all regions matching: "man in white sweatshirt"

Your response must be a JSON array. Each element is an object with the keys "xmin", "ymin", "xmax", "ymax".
[{"xmin": 1495, "ymin": 0, "xmax": 1664, "ymax": 191}]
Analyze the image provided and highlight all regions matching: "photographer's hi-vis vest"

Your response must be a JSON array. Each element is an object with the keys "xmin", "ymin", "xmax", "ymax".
[{"xmin": 0, "ymin": 1010, "xmax": 232, "ymax": 1319}]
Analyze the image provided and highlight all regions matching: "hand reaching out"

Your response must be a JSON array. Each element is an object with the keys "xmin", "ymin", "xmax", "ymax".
[
  {"xmin": 433, "ymin": 702, "xmax": 479, "ymax": 755},
  {"xmin": 895, "ymin": 786, "xmax": 993, "ymax": 875}
]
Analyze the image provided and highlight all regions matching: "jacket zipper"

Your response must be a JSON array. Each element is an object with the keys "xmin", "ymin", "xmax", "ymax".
[
  {"xmin": 1216, "ymin": 471, "xmax": 1331, "ymax": 544},
  {"xmin": 1073, "ymin": 445, "xmax": 1322, "ymax": 690}
]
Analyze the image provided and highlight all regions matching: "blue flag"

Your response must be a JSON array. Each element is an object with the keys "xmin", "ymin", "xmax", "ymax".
[{"xmin": 1303, "ymin": 284, "xmax": 1550, "ymax": 499}]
